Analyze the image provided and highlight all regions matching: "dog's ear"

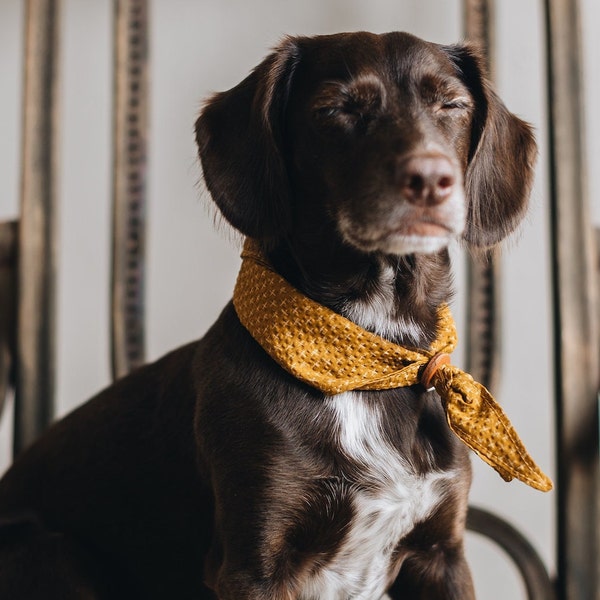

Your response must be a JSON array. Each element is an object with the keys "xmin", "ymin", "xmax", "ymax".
[
  {"xmin": 444, "ymin": 44, "xmax": 537, "ymax": 247},
  {"xmin": 195, "ymin": 38, "xmax": 301, "ymax": 240}
]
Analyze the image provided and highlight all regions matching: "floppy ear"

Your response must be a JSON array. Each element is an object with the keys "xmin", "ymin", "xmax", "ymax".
[
  {"xmin": 445, "ymin": 45, "xmax": 537, "ymax": 247},
  {"xmin": 195, "ymin": 38, "xmax": 301, "ymax": 240}
]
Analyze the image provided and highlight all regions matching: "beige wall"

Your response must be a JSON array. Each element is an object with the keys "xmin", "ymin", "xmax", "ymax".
[{"xmin": 1, "ymin": 1, "xmax": 599, "ymax": 597}]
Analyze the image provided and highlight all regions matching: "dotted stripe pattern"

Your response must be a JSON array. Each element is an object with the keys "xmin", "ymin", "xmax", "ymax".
[{"xmin": 233, "ymin": 240, "xmax": 552, "ymax": 492}]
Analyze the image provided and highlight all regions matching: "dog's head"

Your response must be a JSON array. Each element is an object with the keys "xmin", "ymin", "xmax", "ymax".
[{"xmin": 196, "ymin": 32, "xmax": 536, "ymax": 256}]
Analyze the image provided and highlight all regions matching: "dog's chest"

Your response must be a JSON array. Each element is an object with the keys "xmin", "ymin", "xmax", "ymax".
[{"xmin": 297, "ymin": 393, "xmax": 454, "ymax": 600}]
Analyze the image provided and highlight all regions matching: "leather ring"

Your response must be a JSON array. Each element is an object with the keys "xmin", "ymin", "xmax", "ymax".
[{"xmin": 421, "ymin": 352, "xmax": 451, "ymax": 390}]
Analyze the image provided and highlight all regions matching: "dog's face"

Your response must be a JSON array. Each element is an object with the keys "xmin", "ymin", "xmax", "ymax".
[
  {"xmin": 286, "ymin": 34, "xmax": 474, "ymax": 255},
  {"xmin": 196, "ymin": 32, "xmax": 536, "ymax": 256}
]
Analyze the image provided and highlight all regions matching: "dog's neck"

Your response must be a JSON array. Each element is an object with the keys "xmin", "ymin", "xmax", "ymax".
[{"xmin": 265, "ymin": 236, "xmax": 453, "ymax": 348}]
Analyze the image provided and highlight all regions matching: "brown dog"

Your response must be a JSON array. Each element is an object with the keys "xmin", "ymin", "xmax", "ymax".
[{"xmin": 0, "ymin": 32, "xmax": 535, "ymax": 599}]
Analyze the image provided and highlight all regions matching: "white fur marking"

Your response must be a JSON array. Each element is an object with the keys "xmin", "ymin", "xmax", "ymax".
[
  {"xmin": 298, "ymin": 393, "xmax": 456, "ymax": 600},
  {"xmin": 337, "ymin": 183, "xmax": 466, "ymax": 257},
  {"xmin": 341, "ymin": 263, "xmax": 425, "ymax": 343}
]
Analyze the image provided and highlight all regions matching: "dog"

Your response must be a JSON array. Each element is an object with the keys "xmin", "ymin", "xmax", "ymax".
[{"xmin": 0, "ymin": 31, "xmax": 536, "ymax": 599}]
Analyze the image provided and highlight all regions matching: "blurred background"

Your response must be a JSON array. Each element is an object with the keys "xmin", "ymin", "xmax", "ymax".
[{"xmin": 1, "ymin": 1, "xmax": 599, "ymax": 598}]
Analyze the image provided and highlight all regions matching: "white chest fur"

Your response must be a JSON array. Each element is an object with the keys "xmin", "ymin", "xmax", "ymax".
[
  {"xmin": 298, "ymin": 392, "xmax": 456, "ymax": 600},
  {"xmin": 341, "ymin": 263, "xmax": 425, "ymax": 344}
]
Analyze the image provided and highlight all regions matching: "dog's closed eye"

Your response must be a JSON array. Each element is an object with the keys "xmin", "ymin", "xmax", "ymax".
[
  {"xmin": 437, "ymin": 97, "xmax": 471, "ymax": 111},
  {"xmin": 418, "ymin": 76, "xmax": 473, "ymax": 114},
  {"xmin": 312, "ymin": 75, "xmax": 387, "ymax": 133}
]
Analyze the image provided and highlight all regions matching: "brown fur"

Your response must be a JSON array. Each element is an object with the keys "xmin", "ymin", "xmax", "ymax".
[{"xmin": 0, "ymin": 32, "xmax": 535, "ymax": 599}]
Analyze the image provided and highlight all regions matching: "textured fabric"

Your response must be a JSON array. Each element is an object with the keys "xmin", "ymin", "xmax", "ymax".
[{"xmin": 233, "ymin": 239, "xmax": 553, "ymax": 492}]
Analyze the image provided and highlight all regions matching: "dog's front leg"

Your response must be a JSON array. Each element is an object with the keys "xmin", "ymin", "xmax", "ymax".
[
  {"xmin": 387, "ymin": 543, "xmax": 475, "ymax": 600},
  {"xmin": 205, "ymin": 539, "xmax": 295, "ymax": 600},
  {"xmin": 202, "ymin": 493, "xmax": 298, "ymax": 600},
  {"xmin": 203, "ymin": 532, "xmax": 279, "ymax": 599},
  {"xmin": 209, "ymin": 572, "xmax": 294, "ymax": 600}
]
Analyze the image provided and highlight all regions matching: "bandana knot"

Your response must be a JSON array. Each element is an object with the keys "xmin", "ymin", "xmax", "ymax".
[
  {"xmin": 421, "ymin": 352, "xmax": 451, "ymax": 390},
  {"xmin": 233, "ymin": 239, "xmax": 552, "ymax": 493}
]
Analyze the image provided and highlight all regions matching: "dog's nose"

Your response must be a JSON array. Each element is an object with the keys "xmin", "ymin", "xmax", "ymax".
[{"xmin": 399, "ymin": 155, "xmax": 456, "ymax": 206}]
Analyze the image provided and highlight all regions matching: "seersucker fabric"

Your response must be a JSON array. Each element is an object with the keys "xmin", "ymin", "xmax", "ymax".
[{"xmin": 232, "ymin": 239, "xmax": 553, "ymax": 493}]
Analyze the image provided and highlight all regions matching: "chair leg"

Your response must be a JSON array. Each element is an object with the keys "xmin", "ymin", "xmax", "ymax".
[
  {"xmin": 545, "ymin": 0, "xmax": 600, "ymax": 597},
  {"xmin": 110, "ymin": 0, "xmax": 149, "ymax": 381},
  {"xmin": 14, "ymin": 0, "xmax": 61, "ymax": 455}
]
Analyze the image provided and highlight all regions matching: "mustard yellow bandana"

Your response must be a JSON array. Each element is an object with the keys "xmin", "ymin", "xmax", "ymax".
[{"xmin": 233, "ymin": 239, "xmax": 553, "ymax": 492}]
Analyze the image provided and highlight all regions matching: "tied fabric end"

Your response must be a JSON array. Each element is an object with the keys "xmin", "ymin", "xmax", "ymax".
[{"xmin": 432, "ymin": 366, "xmax": 554, "ymax": 493}]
